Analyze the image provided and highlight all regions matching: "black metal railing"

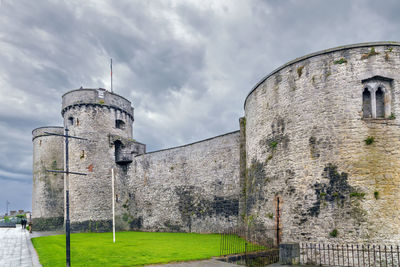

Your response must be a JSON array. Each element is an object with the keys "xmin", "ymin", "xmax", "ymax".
[
  {"xmin": 301, "ymin": 243, "xmax": 400, "ymax": 266},
  {"xmin": 220, "ymin": 226, "xmax": 279, "ymax": 266},
  {"xmin": 220, "ymin": 227, "xmax": 265, "ymax": 256}
]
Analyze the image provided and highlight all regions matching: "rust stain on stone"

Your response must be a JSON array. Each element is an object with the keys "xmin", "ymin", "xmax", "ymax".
[{"xmin": 88, "ymin": 164, "xmax": 94, "ymax": 172}]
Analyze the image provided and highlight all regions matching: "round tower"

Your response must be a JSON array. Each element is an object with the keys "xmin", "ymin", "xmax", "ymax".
[
  {"xmin": 243, "ymin": 42, "xmax": 400, "ymax": 244},
  {"xmin": 61, "ymin": 88, "xmax": 134, "ymax": 232},
  {"xmin": 32, "ymin": 126, "xmax": 64, "ymax": 230}
]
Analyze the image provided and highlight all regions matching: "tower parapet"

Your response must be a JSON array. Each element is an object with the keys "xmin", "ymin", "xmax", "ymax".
[{"xmin": 61, "ymin": 88, "xmax": 133, "ymax": 120}]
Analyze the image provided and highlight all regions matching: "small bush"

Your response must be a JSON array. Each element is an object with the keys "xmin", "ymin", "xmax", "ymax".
[
  {"xmin": 370, "ymin": 47, "xmax": 378, "ymax": 54},
  {"xmin": 269, "ymin": 141, "xmax": 278, "ymax": 149},
  {"xmin": 361, "ymin": 47, "xmax": 379, "ymax": 60},
  {"xmin": 350, "ymin": 192, "xmax": 365, "ymax": 198},
  {"xmin": 374, "ymin": 191, "xmax": 379, "ymax": 200},
  {"xmin": 297, "ymin": 66, "xmax": 304, "ymax": 77},
  {"xmin": 389, "ymin": 113, "xmax": 396, "ymax": 120},
  {"xmin": 364, "ymin": 136, "xmax": 375, "ymax": 145},
  {"xmin": 329, "ymin": 229, "xmax": 338, "ymax": 238},
  {"xmin": 334, "ymin": 58, "xmax": 347, "ymax": 64}
]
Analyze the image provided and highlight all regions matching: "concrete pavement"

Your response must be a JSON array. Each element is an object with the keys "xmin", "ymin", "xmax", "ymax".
[
  {"xmin": 0, "ymin": 225, "xmax": 41, "ymax": 267},
  {"xmin": 147, "ymin": 260, "xmax": 314, "ymax": 266},
  {"xmin": 147, "ymin": 259, "xmax": 242, "ymax": 266}
]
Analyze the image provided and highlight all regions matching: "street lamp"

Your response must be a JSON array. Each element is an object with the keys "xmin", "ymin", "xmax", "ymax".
[{"xmin": 45, "ymin": 128, "xmax": 87, "ymax": 267}]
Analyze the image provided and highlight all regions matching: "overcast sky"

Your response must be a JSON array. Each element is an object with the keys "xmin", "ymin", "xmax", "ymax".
[{"xmin": 0, "ymin": 0, "xmax": 399, "ymax": 214}]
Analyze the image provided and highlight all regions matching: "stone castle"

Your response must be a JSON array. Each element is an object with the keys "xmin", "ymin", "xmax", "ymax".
[{"xmin": 33, "ymin": 42, "xmax": 400, "ymax": 244}]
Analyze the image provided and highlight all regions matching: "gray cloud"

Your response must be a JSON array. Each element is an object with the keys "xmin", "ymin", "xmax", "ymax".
[{"xmin": 1, "ymin": 0, "xmax": 400, "ymax": 213}]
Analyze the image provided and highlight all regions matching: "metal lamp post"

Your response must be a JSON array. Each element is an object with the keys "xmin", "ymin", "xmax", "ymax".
[{"xmin": 46, "ymin": 128, "xmax": 87, "ymax": 267}]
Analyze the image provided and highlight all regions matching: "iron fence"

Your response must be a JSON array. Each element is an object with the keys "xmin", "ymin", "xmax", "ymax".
[
  {"xmin": 220, "ymin": 226, "xmax": 278, "ymax": 256},
  {"xmin": 220, "ymin": 226, "xmax": 279, "ymax": 266},
  {"xmin": 301, "ymin": 243, "xmax": 400, "ymax": 267}
]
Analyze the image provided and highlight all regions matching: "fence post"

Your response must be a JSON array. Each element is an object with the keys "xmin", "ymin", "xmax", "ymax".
[{"xmin": 279, "ymin": 243, "xmax": 300, "ymax": 265}]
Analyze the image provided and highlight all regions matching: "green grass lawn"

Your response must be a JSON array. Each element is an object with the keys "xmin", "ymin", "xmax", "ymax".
[{"xmin": 32, "ymin": 231, "xmax": 223, "ymax": 266}]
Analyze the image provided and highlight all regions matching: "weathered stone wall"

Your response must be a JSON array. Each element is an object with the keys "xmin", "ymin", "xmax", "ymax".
[
  {"xmin": 118, "ymin": 131, "xmax": 240, "ymax": 233},
  {"xmin": 62, "ymin": 89, "xmax": 133, "ymax": 232},
  {"xmin": 34, "ymin": 42, "xmax": 400, "ymax": 243},
  {"xmin": 32, "ymin": 126, "xmax": 64, "ymax": 230},
  {"xmin": 243, "ymin": 42, "xmax": 400, "ymax": 244},
  {"xmin": 34, "ymin": 88, "xmax": 240, "ymax": 234}
]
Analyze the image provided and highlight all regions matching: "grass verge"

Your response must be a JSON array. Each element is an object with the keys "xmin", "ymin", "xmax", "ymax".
[{"xmin": 32, "ymin": 231, "xmax": 223, "ymax": 266}]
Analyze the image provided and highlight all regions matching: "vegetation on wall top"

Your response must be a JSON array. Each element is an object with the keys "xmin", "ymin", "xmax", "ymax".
[
  {"xmin": 334, "ymin": 58, "xmax": 347, "ymax": 64},
  {"xmin": 361, "ymin": 47, "xmax": 379, "ymax": 60},
  {"xmin": 297, "ymin": 66, "xmax": 304, "ymax": 78}
]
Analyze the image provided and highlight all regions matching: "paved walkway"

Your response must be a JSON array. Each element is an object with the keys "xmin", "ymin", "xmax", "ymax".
[
  {"xmin": 148, "ymin": 260, "xmax": 312, "ymax": 266},
  {"xmin": 0, "ymin": 225, "xmax": 41, "ymax": 267},
  {"xmin": 148, "ymin": 259, "xmax": 242, "ymax": 266}
]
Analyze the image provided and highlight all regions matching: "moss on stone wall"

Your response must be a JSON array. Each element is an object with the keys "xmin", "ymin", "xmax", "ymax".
[
  {"xmin": 32, "ymin": 217, "xmax": 64, "ymax": 231},
  {"xmin": 306, "ymin": 164, "xmax": 367, "ymax": 228},
  {"xmin": 175, "ymin": 185, "xmax": 239, "ymax": 232},
  {"xmin": 309, "ymin": 164, "xmax": 353, "ymax": 217},
  {"xmin": 245, "ymin": 158, "xmax": 268, "ymax": 219},
  {"xmin": 70, "ymin": 220, "xmax": 112, "ymax": 233}
]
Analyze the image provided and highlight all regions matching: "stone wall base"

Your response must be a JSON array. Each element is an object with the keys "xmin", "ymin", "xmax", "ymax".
[
  {"xmin": 32, "ymin": 217, "xmax": 64, "ymax": 231},
  {"xmin": 70, "ymin": 220, "xmax": 112, "ymax": 233}
]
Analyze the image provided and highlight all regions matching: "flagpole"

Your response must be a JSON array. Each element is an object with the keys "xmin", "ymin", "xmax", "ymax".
[{"xmin": 110, "ymin": 58, "xmax": 113, "ymax": 93}]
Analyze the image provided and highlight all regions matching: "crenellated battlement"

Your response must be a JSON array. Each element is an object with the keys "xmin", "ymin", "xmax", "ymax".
[
  {"xmin": 61, "ymin": 88, "xmax": 134, "ymax": 120},
  {"xmin": 32, "ymin": 126, "xmax": 64, "ymax": 140}
]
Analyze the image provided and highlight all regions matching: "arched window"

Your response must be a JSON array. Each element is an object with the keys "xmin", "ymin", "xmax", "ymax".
[
  {"xmin": 376, "ymin": 87, "xmax": 385, "ymax": 118},
  {"xmin": 362, "ymin": 88, "xmax": 372, "ymax": 118},
  {"xmin": 362, "ymin": 76, "xmax": 392, "ymax": 119},
  {"xmin": 68, "ymin": 117, "xmax": 74, "ymax": 126},
  {"xmin": 115, "ymin": 119, "xmax": 125, "ymax": 130}
]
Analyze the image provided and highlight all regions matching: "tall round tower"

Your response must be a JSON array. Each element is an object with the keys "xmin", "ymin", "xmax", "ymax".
[
  {"xmin": 243, "ymin": 42, "xmax": 400, "ymax": 244},
  {"xmin": 61, "ymin": 88, "xmax": 134, "ymax": 232},
  {"xmin": 32, "ymin": 126, "xmax": 64, "ymax": 230}
]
